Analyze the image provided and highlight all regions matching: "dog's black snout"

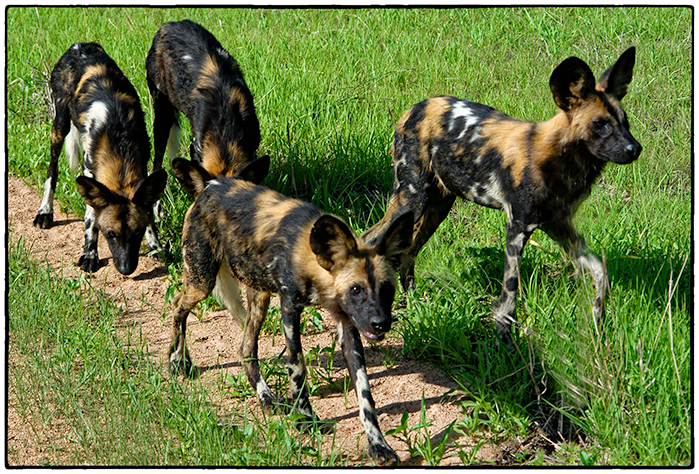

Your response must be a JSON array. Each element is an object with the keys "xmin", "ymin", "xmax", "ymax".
[
  {"xmin": 371, "ymin": 318, "xmax": 392, "ymax": 334},
  {"xmin": 627, "ymin": 141, "xmax": 642, "ymax": 159}
]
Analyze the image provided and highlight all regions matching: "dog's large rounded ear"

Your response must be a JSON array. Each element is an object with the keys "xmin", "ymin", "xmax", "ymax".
[
  {"xmin": 235, "ymin": 154, "xmax": 270, "ymax": 185},
  {"xmin": 133, "ymin": 168, "xmax": 168, "ymax": 209},
  {"xmin": 596, "ymin": 47, "xmax": 636, "ymax": 100},
  {"xmin": 310, "ymin": 214, "xmax": 358, "ymax": 272},
  {"xmin": 376, "ymin": 211, "xmax": 413, "ymax": 267},
  {"xmin": 172, "ymin": 158, "xmax": 212, "ymax": 195},
  {"xmin": 549, "ymin": 56, "xmax": 596, "ymax": 111},
  {"xmin": 76, "ymin": 176, "xmax": 116, "ymax": 211}
]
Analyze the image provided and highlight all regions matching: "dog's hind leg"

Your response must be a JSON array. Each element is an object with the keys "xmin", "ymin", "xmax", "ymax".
[
  {"xmin": 398, "ymin": 190, "xmax": 456, "ymax": 291},
  {"xmin": 493, "ymin": 221, "xmax": 534, "ymax": 349},
  {"xmin": 240, "ymin": 287, "xmax": 279, "ymax": 413},
  {"xmin": 338, "ymin": 319, "xmax": 399, "ymax": 465},
  {"xmin": 169, "ymin": 242, "xmax": 220, "ymax": 376}
]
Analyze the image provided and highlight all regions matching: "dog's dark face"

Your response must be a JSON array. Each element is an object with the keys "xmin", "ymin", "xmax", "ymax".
[
  {"xmin": 76, "ymin": 169, "xmax": 167, "ymax": 275},
  {"xmin": 550, "ymin": 47, "xmax": 642, "ymax": 165},
  {"xmin": 310, "ymin": 212, "xmax": 413, "ymax": 340}
]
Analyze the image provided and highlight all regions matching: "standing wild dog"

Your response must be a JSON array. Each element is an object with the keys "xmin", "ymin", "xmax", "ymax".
[
  {"xmin": 33, "ymin": 43, "xmax": 167, "ymax": 275},
  {"xmin": 169, "ymin": 156, "xmax": 413, "ymax": 465},
  {"xmin": 145, "ymin": 19, "xmax": 263, "ymax": 184},
  {"xmin": 363, "ymin": 47, "xmax": 642, "ymax": 347}
]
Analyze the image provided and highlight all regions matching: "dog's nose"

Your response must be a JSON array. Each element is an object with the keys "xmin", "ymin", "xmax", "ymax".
[
  {"xmin": 371, "ymin": 318, "xmax": 392, "ymax": 334},
  {"xmin": 626, "ymin": 141, "xmax": 642, "ymax": 158}
]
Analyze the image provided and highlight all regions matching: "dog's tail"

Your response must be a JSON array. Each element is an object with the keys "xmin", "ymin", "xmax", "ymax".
[
  {"xmin": 212, "ymin": 266, "xmax": 247, "ymax": 328},
  {"xmin": 65, "ymin": 122, "xmax": 82, "ymax": 174}
]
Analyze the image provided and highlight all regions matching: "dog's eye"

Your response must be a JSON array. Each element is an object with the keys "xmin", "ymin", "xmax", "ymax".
[
  {"xmin": 105, "ymin": 230, "xmax": 117, "ymax": 239},
  {"xmin": 593, "ymin": 118, "xmax": 609, "ymax": 129},
  {"xmin": 350, "ymin": 285, "xmax": 362, "ymax": 296}
]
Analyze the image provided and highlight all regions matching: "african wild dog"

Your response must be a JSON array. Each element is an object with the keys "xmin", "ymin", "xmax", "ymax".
[
  {"xmin": 169, "ymin": 156, "xmax": 412, "ymax": 465},
  {"xmin": 362, "ymin": 47, "xmax": 642, "ymax": 347},
  {"xmin": 145, "ymin": 19, "xmax": 262, "ymax": 186},
  {"xmin": 33, "ymin": 43, "xmax": 167, "ymax": 275}
]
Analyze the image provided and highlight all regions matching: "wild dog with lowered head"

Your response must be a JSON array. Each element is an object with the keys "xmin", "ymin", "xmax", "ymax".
[
  {"xmin": 145, "ymin": 19, "xmax": 262, "ymax": 182},
  {"xmin": 169, "ymin": 157, "xmax": 412, "ymax": 465},
  {"xmin": 33, "ymin": 43, "xmax": 167, "ymax": 275},
  {"xmin": 362, "ymin": 47, "xmax": 642, "ymax": 347}
]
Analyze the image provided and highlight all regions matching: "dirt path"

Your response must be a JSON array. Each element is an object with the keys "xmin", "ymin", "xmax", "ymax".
[{"xmin": 6, "ymin": 175, "xmax": 499, "ymax": 466}]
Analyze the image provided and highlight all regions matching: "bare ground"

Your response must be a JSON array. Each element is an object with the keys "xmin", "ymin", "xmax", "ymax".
[{"xmin": 6, "ymin": 175, "xmax": 527, "ymax": 467}]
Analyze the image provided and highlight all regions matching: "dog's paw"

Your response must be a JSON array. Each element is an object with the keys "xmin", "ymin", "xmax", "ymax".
[
  {"xmin": 33, "ymin": 212, "xmax": 54, "ymax": 229},
  {"xmin": 76, "ymin": 253, "xmax": 100, "ymax": 273},
  {"xmin": 368, "ymin": 442, "xmax": 399, "ymax": 466}
]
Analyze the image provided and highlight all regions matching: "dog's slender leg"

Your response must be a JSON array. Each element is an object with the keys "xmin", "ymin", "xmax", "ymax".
[
  {"xmin": 493, "ymin": 222, "xmax": 534, "ymax": 348},
  {"xmin": 76, "ymin": 204, "xmax": 101, "ymax": 272},
  {"xmin": 168, "ymin": 280, "xmax": 214, "ymax": 377},
  {"xmin": 144, "ymin": 214, "xmax": 165, "ymax": 261},
  {"xmin": 399, "ymin": 191, "xmax": 456, "ymax": 291},
  {"xmin": 280, "ymin": 295, "xmax": 314, "ymax": 420},
  {"xmin": 337, "ymin": 319, "xmax": 398, "ymax": 465},
  {"xmin": 241, "ymin": 287, "xmax": 278, "ymax": 413},
  {"xmin": 148, "ymin": 84, "xmax": 178, "ymax": 222},
  {"xmin": 543, "ymin": 220, "xmax": 608, "ymax": 325},
  {"xmin": 34, "ymin": 108, "xmax": 71, "ymax": 229}
]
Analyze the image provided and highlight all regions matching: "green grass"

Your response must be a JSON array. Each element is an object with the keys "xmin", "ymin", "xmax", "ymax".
[
  {"xmin": 7, "ymin": 235, "xmax": 345, "ymax": 466},
  {"xmin": 7, "ymin": 6, "xmax": 691, "ymax": 466}
]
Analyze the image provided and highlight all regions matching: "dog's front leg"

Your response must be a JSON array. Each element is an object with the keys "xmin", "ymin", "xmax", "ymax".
[
  {"xmin": 493, "ymin": 222, "xmax": 534, "ymax": 349},
  {"xmin": 280, "ymin": 296, "xmax": 314, "ymax": 421},
  {"xmin": 338, "ymin": 320, "xmax": 399, "ymax": 466},
  {"xmin": 542, "ymin": 220, "xmax": 609, "ymax": 327},
  {"xmin": 76, "ymin": 204, "xmax": 101, "ymax": 272}
]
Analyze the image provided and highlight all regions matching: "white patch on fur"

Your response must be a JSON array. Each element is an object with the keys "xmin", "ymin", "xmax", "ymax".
[
  {"xmin": 217, "ymin": 47, "xmax": 229, "ymax": 58},
  {"xmin": 167, "ymin": 122, "xmax": 182, "ymax": 164},
  {"xmin": 65, "ymin": 122, "xmax": 83, "ymax": 174},
  {"xmin": 82, "ymin": 101, "xmax": 109, "ymax": 153},
  {"xmin": 37, "ymin": 176, "xmax": 54, "ymax": 215},
  {"xmin": 182, "ymin": 54, "xmax": 193, "ymax": 62},
  {"xmin": 213, "ymin": 267, "xmax": 247, "ymax": 328},
  {"xmin": 450, "ymin": 101, "xmax": 480, "ymax": 139}
]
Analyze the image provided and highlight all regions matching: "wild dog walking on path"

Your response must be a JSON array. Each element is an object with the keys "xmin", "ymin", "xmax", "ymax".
[
  {"xmin": 145, "ymin": 19, "xmax": 262, "ymax": 185},
  {"xmin": 363, "ymin": 47, "xmax": 642, "ymax": 347},
  {"xmin": 33, "ymin": 43, "xmax": 167, "ymax": 275},
  {"xmin": 169, "ymin": 156, "xmax": 413, "ymax": 465}
]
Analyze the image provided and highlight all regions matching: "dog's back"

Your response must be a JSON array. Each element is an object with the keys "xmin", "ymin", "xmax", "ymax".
[
  {"xmin": 52, "ymin": 43, "xmax": 151, "ymax": 194},
  {"xmin": 146, "ymin": 20, "xmax": 260, "ymax": 178}
]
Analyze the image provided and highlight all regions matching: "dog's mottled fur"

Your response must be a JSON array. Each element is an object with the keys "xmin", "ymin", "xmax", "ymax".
[
  {"xmin": 363, "ymin": 47, "xmax": 641, "ymax": 346},
  {"xmin": 146, "ymin": 20, "xmax": 262, "ymax": 183},
  {"xmin": 33, "ymin": 43, "xmax": 167, "ymax": 275},
  {"xmin": 169, "ymin": 156, "xmax": 412, "ymax": 465}
]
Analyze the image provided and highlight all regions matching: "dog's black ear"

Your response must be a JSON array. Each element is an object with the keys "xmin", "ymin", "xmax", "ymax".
[
  {"xmin": 597, "ymin": 47, "xmax": 636, "ymax": 101},
  {"xmin": 133, "ymin": 168, "xmax": 168, "ymax": 209},
  {"xmin": 310, "ymin": 214, "xmax": 358, "ymax": 272},
  {"xmin": 76, "ymin": 176, "xmax": 119, "ymax": 211},
  {"xmin": 376, "ymin": 211, "xmax": 413, "ymax": 267},
  {"xmin": 235, "ymin": 154, "xmax": 270, "ymax": 185},
  {"xmin": 549, "ymin": 56, "xmax": 596, "ymax": 111},
  {"xmin": 172, "ymin": 158, "xmax": 212, "ymax": 195}
]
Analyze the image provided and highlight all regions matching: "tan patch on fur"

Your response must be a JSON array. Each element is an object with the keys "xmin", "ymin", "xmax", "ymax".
[
  {"xmin": 228, "ymin": 87, "xmax": 247, "ymax": 108},
  {"xmin": 75, "ymin": 64, "xmax": 107, "ymax": 98},
  {"xmin": 251, "ymin": 191, "xmax": 304, "ymax": 245},
  {"xmin": 196, "ymin": 55, "xmax": 220, "ymax": 91},
  {"xmin": 200, "ymin": 133, "xmax": 224, "ymax": 176},
  {"xmin": 480, "ymin": 118, "xmax": 532, "ymax": 187},
  {"xmin": 116, "ymin": 91, "xmax": 137, "ymax": 104},
  {"xmin": 92, "ymin": 134, "xmax": 142, "ymax": 197}
]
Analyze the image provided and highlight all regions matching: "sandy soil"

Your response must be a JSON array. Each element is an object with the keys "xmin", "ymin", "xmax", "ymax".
[{"xmin": 6, "ymin": 175, "xmax": 521, "ymax": 467}]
